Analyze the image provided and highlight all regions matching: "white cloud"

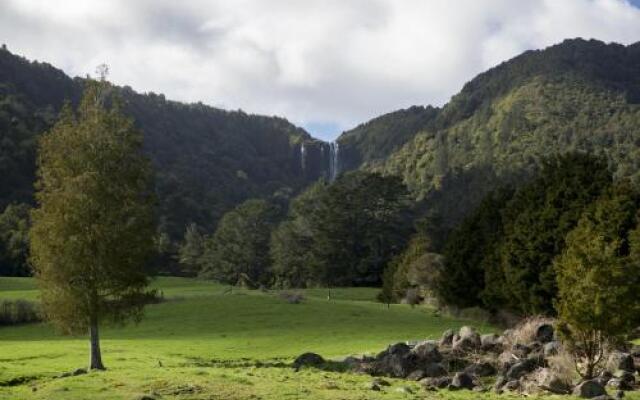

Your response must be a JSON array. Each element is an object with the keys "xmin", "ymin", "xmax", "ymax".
[{"xmin": 1, "ymin": 0, "xmax": 640, "ymax": 140}]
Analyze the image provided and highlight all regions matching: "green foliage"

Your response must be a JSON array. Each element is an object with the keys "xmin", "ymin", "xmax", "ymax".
[
  {"xmin": 0, "ymin": 203, "xmax": 31, "ymax": 276},
  {"xmin": 554, "ymin": 183, "xmax": 640, "ymax": 378},
  {"xmin": 0, "ymin": 298, "xmax": 40, "ymax": 325},
  {"xmin": 269, "ymin": 182, "xmax": 326, "ymax": 288},
  {"xmin": 177, "ymin": 223, "xmax": 204, "ymax": 276},
  {"xmin": 199, "ymin": 199, "xmax": 284, "ymax": 286},
  {"xmin": 333, "ymin": 39, "xmax": 640, "ymax": 231},
  {"xmin": 437, "ymin": 187, "xmax": 514, "ymax": 309},
  {"xmin": 271, "ymin": 172, "xmax": 413, "ymax": 288},
  {"xmin": 498, "ymin": 153, "xmax": 611, "ymax": 315},
  {"xmin": 0, "ymin": 47, "xmax": 321, "ymax": 250},
  {"xmin": 29, "ymin": 80, "xmax": 155, "ymax": 361}
]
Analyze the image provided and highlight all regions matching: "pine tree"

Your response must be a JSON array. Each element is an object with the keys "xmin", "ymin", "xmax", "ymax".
[{"xmin": 29, "ymin": 78, "xmax": 155, "ymax": 370}]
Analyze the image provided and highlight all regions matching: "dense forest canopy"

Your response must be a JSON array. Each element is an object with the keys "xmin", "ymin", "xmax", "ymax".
[{"xmin": 0, "ymin": 46, "xmax": 331, "ymax": 242}]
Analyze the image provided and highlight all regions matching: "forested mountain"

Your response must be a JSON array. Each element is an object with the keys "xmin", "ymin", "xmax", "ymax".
[
  {"xmin": 337, "ymin": 38, "xmax": 640, "ymax": 228},
  {"xmin": 0, "ymin": 46, "xmax": 333, "ymax": 238}
]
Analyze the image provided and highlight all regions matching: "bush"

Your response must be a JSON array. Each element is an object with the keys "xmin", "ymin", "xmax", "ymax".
[{"xmin": 0, "ymin": 299, "xmax": 40, "ymax": 325}]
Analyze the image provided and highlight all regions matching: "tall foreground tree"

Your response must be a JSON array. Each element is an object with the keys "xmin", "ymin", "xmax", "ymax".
[
  {"xmin": 29, "ymin": 78, "xmax": 155, "ymax": 370},
  {"xmin": 554, "ymin": 183, "xmax": 640, "ymax": 378}
]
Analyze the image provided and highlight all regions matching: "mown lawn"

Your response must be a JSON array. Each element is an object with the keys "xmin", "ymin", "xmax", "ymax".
[{"xmin": 0, "ymin": 277, "xmax": 634, "ymax": 400}]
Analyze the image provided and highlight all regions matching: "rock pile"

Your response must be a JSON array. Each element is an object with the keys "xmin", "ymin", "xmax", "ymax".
[{"xmin": 294, "ymin": 323, "xmax": 640, "ymax": 398}]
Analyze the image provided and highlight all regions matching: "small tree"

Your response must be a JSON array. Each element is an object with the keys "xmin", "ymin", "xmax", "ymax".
[
  {"xmin": 554, "ymin": 183, "xmax": 640, "ymax": 379},
  {"xmin": 30, "ymin": 78, "xmax": 155, "ymax": 370},
  {"xmin": 177, "ymin": 222, "xmax": 204, "ymax": 275}
]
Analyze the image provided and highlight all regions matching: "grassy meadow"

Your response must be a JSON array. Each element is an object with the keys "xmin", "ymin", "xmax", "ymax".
[{"xmin": 0, "ymin": 277, "xmax": 633, "ymax": 400}]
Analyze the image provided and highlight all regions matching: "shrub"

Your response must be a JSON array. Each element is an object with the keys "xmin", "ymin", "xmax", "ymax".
[{"xmin": 0, "ymin": 299, "xmax": 41, "ymax": 325}]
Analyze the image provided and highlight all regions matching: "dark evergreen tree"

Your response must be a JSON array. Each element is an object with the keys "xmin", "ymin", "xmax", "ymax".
[
  {"xmin": 498, "ymin": 153, "xmax": 611, "ymax": 314},
  {"xmin": 436, "ymin": 187, "xmax": 514, "ymax": 308}
]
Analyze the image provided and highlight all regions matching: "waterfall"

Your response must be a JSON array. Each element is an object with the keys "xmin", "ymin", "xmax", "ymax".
[
  {"xmin": 300, "ymin": 143, "xmax": 306, "ymax": 172},
  {"xmin": 329, "ymin": 141, "xmax": 339, "ymax": 182}
]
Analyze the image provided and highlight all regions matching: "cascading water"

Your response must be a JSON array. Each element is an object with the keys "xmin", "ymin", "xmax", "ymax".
[
  {"xmin": 300, "ymin": 143, "xmax": 306, "ymax": 172},
  {"xmin": 329, "ymin": 141, "xmax": 339, "ymax": 182}
]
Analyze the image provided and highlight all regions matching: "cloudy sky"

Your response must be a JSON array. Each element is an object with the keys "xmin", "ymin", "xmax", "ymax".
[{"xmin": 2, "ymin": 0, "xmax": 640, "ymax": 140}]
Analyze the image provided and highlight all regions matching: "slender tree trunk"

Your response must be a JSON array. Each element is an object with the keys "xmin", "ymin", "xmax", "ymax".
[{"xmin": 89, "ymin": 314, "xmax": 105, "ymax": 370}]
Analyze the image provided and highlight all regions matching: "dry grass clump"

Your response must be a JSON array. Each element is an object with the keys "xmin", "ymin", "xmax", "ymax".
[
  {"xmin": 503, "ymin": 316, "xmax": 555, "ymax": 346},
  {"xmin": 547, "ymin": 348, "xmax": 578, "ymax": 385}
]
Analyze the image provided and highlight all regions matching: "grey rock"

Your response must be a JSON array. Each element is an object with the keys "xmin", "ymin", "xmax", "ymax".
[
  {"xmin": 505, "ymin": 359, "xmax": 536, "ymax": 380},
  {"xmin": 595, "ymin": 371, "xmax": 613, "ymax": 387},
  {"xmin": 449, "ymin": 372, "xmax": 475, "ymax": 390},
  {"xmin": 464, "ymin": 362, "xmax": 497, "ymax": 377},
  {"xmin": 423, "ymin": 362, "xmax": 448, "ymax": 377},
  {"xmin": 608, "ymin": 370, "xmax": 635, "ymax": 390},
  {"xmin": 452, "ymin": 326, "xmax": 481, "ymax": 353},
  {"xmin": 420, "ymin": 376, "xmax": 451, "ymax": 389},
  {"xmin": 609, "ymin": 352, "xmax": 635, "ymax": 373},
  {"xmin": 573, "ymin": 380, "xmax": 607, "ymax": 398},
  {"xmin": 387, "ymin": 342, "xmax": 411, "ymax": 356},
  {"xmin": 406, "ymin": 369, "xmax": 425, "ymax": 381},
  {"xmin": 440, "ymin": 329, "xmax": 455, "ymax": 347},
  {"xmin": 511, "ymin": 343, "xmax": 531, "ymax": 358},
  {"xmin": 481, "ymin": 334, "xmax": 502, "ymax": 352},
  {"xmin": 412, "ymin": 340, "xmax": 442, "ymax": 363},
  {"xmin": 293, "ymin": 352, "xmax": 325, "ymax": 369}
]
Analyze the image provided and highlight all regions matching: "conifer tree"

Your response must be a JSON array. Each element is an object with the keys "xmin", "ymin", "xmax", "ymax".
[{"xmin": 29, "ymin": 76, "xmax": 155, "ymax": 370}]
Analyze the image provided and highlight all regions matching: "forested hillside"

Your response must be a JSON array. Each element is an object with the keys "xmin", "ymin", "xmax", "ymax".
[
  {"xmin": 337, "ymin": 38, "xmax": 640, "ymax": 228},
  {"xmin": 0, "ymin": 46, "xmax": 331, "ymax": 239}
]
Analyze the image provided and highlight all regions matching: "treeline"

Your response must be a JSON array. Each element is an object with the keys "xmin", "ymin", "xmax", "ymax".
[
  {"xmin": 385, "ymin": 152, "xmax": 640, "ymax": 316},
  {"xmin": 176, "ymin": 171, "xmax": 414, "ymax": 288}
]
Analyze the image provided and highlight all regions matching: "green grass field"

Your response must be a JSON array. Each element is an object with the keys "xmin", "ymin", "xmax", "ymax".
[{"xmin": 0, "ymin": 277, "xmax": 633, "ymax": 400}]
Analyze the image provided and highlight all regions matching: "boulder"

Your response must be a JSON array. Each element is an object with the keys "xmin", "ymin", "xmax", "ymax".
[
  {"xmin": 511, "ymin": 343, "xmax": 532, "ymax": 358},
  {"xmin": 412, "ymin": 340, "xmax": 442, "ymax": 363},
  {"xmin": 387, "ymin": 342, "xmax": 411, "ymax": 356},
  {"xmin": 440, "ymin": 329, "xmax": 455, "ymax": 347},
  {"xmin": 375, "ymin": 351, "xmax": 416, "ymax": 378},
  {"xmin": 406, "ymin": 370, "xmax": 425, "ymax": 381},
  {"xmin": 423, "ymin": 362, "xmax": 448, "ymax": 377},
  {"xmin": 452, "ymin": 326, "xmax": 481, "ymax": 353},
  {"xmin": 420, "ymin": 376, "xmax": 451, "ymax": 389},
  {"xmin": 595, "ymin": 371, "xmax": 613, "ymax": 387},
  {"xmin": 535, "ymin": 324, "xmax": 555, "ymax": 343},
  {"xmin": 293, "ymin": 352, "xmax": 325, "ymax": 369},
  {"xmin": 537, "ymin": 368, "xmax": 571, "ymax": 394},
  {"xmin": 481, "ymin": 334, "xmax": 502, "ymax": 352},
  {"xmin": 505, "ymin": 359, "xmax": 536, "ymax": 380},
  {"xmin": 449, "ymin": 372, "xmax": 475, "ymax": 390},
  {"xmin": 609, "ymin": 352, "xmax": 635, "ymax": 373},
  {"xmin": 608, "ymin": 370, "xmax": 635, "ymax": 390},
  {"xmin": 465, "ymin": 362, "xmax": 497, "ymax": 377},
  {"xmin": 573, "ymin": 380, "xmax": 607, "ymax": 398}
]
